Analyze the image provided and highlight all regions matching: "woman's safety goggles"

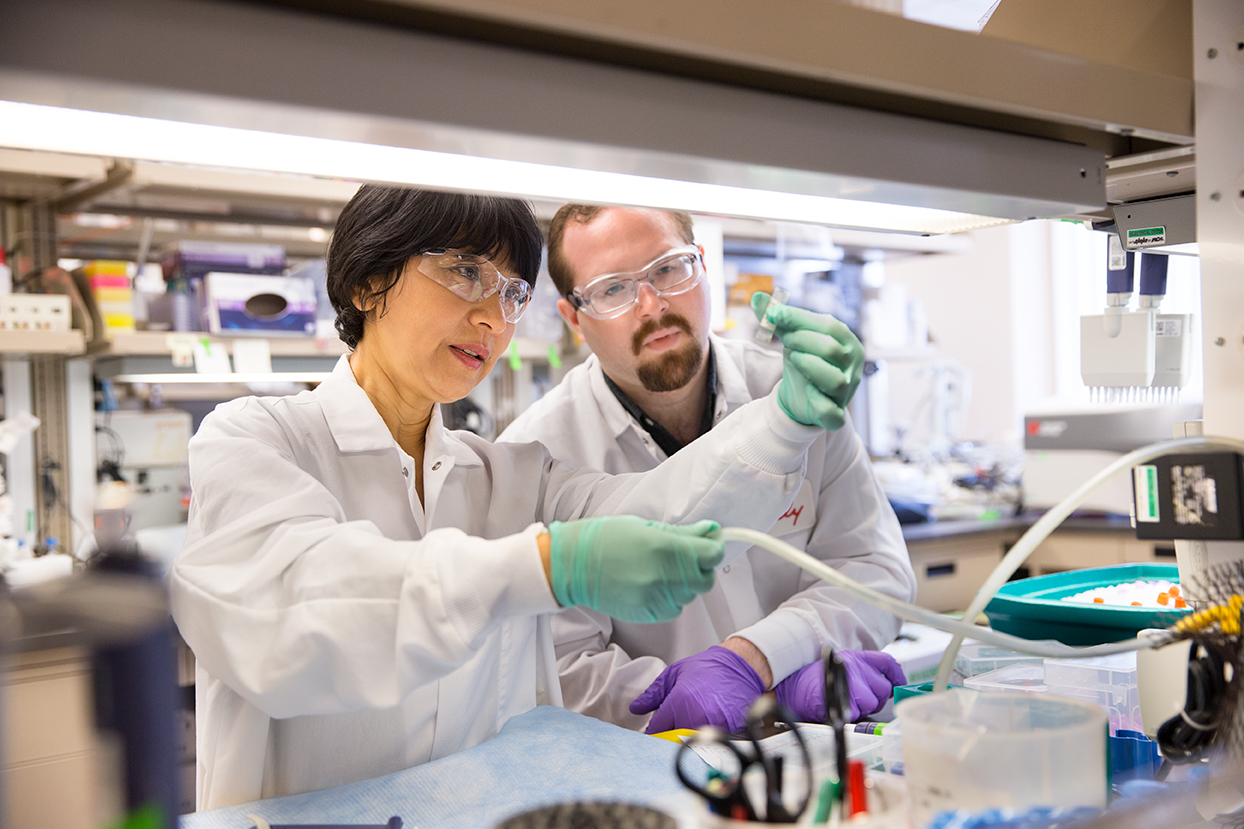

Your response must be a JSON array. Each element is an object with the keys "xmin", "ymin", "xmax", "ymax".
[
  {"xmin": 415, "ymin": 249, "xmax": 532, "ymax": 324},
  {"xmin": 568, "ymin": 245, "xmax": 704, "ymax": 320}
]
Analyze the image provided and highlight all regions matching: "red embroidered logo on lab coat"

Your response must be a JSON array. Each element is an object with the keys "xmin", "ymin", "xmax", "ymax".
[{"xmin": 770, "ymin": 479, "xmax": 816, "ymax": 536}]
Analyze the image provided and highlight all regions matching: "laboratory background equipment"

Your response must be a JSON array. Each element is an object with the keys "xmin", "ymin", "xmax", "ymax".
[
  {"xmin": 93, "ymin": 408, "xmax": 192, "ymax": 534},
  {"xmin": 1080, "ymin": 246, "xmax": 1194, "ymax": 404},
  {"xmin": 1022, "ymin": 403, "xmax": 1201, "ymax": 515}
]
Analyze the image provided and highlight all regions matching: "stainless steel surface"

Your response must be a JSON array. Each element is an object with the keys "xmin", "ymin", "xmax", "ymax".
[
  {"xmin": 1111, "ymin": 194, "xmax": 1198, "ymax": 250},
  {"xmin": 274, "ymin": 0, "xmax": 1194, "ymax": 147},
  {"xmin": 1106, "ymin": 146, "xmax": 1196, "ymax": 204},
  {"xmin": 0, "ymin": 0, "xmax": 1105, "ymax": 222},
  {"xmin": 31, "ymin": 357, "xmax": 72, "ymax": 549},
  {"xmin": 1023, "ymin": 404, "xmax": 1203, "ymax": 452}
]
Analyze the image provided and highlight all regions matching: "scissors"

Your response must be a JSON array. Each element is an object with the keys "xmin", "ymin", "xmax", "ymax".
[
  {"xmin": 823, "ymin": 648, "xmax": 852, "ymax": 808},
  {"xmin": 816, "ymin": 647, "xmax": 855, "ymax": 806},
  {"xmin": 675, "ymin": 695, "xmax": 813, "ymax": 823}
]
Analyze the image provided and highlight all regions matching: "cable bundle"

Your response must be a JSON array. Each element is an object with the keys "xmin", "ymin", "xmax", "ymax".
[{"xmin": 1158, "ymin": 561, "xmax": 1244, "ymax": 766}]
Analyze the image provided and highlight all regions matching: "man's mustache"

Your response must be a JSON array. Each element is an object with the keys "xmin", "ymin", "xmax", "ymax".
[{"xmin": 632, "ymin": 314, "xmax": 695, "ymax": 356}]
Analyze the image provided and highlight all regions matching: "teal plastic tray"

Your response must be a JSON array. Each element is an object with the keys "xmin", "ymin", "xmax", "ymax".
[{"xmin": 985, "ymin": 564, "xmax": 1190, "ymax": 645}]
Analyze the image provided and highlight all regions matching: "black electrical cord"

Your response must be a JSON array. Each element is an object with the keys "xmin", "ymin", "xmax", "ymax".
[
  {"xmin": 1156, "ymin": 642, "xmax": 1225, "ymax": 765},
  {"xmin": 94, "ymin": 422, "xmax": 128, "ymax": 483},
  {"xmin": 38, "ymin": 458, "xmax": 95, "ymax": 559}
]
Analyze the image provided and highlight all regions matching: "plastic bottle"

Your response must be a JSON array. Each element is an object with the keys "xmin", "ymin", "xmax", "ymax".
[{"xmin": 168, "ymin": 278, "xmax": 197, "ymax": 332}]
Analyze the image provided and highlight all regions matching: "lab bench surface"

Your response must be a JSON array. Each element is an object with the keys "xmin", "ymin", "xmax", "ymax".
[
  {"xmin": 899, "ymin": 513, "xmax": 1134, "ymax": 543},
  {"xmin": 179, "ymin": 705, "xmax": 699, "ymax": 829}
]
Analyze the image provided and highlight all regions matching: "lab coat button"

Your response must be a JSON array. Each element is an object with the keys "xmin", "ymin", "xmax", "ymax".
[
  {"xmin": 432, "ymin": 461, "xmax": 442, "ymax": 471},
  {"xmin": 722, "ymin": 565, "xmax": 731, "ymax": 574},
  {"xmin": 401, "ymin": 467, "xmax": 409, "ymax": 477}
]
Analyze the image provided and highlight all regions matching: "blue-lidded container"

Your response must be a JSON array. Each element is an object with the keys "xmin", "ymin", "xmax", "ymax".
[{"xmin": 985, "ymin": 564, "xmax": 1189, "ymax": 645}]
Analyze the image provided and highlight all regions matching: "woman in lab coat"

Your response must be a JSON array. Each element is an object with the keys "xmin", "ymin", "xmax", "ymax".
[{"xmin": 169, "ymin": 185, "xmax": 828, "ymax": 810}]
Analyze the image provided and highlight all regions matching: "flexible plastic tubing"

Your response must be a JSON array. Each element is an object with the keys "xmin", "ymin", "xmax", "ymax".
[
  {"xmin": 929, "ymin": 434, "xmax": 1244, "ymax": 692},
  {"xmin": 718, "ymin": 434, "xmax": 1244, "ymax": 675},
  {"xmin": 716, "ymin": 526, "xmax": 1152, "ymax": 659}
]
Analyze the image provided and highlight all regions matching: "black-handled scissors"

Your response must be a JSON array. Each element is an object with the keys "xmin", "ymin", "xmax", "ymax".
[
  {"xmin": 675, "ymin": 695, "xmax": 813, "ymax": 823},
  {"xmin": 823, "ymin": 649, "xmax": 852, "ymax": 810}
]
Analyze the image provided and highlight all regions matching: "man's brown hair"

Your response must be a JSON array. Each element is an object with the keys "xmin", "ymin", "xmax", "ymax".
[{"xmin": 546, "ymin": 205, "xmax": 695, "ymax": 298}]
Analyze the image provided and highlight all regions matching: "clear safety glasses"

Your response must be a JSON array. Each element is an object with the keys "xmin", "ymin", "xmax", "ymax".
[
  {"xmin": 415, "ymin": 249, "xmax": 532, "ymax": 324},
  {"xmin": 569, "ymin": 245, "xmax": 704, "ymax": 320}
]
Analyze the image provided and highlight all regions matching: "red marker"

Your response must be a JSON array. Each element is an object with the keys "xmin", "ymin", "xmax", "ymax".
[{"xmin": 847, "ymin": 760, "xmax": 868, "ymax": 817}]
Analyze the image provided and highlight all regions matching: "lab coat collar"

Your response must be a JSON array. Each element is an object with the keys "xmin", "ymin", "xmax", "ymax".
[
  {"xmin": 318, "ymin": 356, "xmax": 396, "ymax": 453},
  {"xmin": 586, "ymin": 355, "xmax": 637, "ymax": 442},
  {"xmin": 316, "ymin": 356, "xmax": 480, "ymax": 467},
  {"xmin": 709, "ymin": 334, "xmax": 755, "ymax": 417},
  {"xmin": 430, "ymin": 410, "xmax": 485, "ymax": 469},
  {"xmin": 586, "ymin": 335, "xmax": 746, "ymax": 440}
]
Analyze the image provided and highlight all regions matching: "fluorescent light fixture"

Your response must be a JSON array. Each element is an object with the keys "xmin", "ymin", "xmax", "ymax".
[
  {"xmin": 0, "ymin": 100, "xmax": 1011, "ymax": 235},
  {"xmin": 110, "ymin": 373, "xmax": 330, "ymax": 384}
]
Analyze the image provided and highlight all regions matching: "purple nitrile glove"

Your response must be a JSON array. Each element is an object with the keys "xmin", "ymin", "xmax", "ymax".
[
  {"xmin": 629, "ymin": 645, "xmax": 767, "ymax": 734},
  {"xmin": 774, "ymin": 650, "xmax": 906, "ymax": 723}
]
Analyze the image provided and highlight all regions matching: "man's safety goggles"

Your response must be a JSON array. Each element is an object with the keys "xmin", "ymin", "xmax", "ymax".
[
  {"xmin": 568, "ymin": 245, "xmax": 704, "ymax": 320},
  {"xmin": 415, "ymin": 249, "xmax": 532, "ymax": 324}
]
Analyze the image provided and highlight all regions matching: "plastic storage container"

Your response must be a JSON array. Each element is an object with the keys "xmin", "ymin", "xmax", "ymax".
[
  {"xmin": 953, "ymin": 641, "xmax": 1048, "ymax": 685},
  {"xmin": 750, "ymin": 723, "xmax": 886, "ymax": 780},
  {"xmin": 963, "ymin": 663, "xmax": 1047, "ymax": 695},
  {"xmin": 880, "ymin": 720, "xmax": 903, "ymax": 774},
  {"xmin": 898, "ymin": 689, "xmax": 1108, "ymax": 829},
  {"xmin": 1043, "ymin": 652, "xmax": 1142, "ymax": 735},
  {"xmin": 985, "ymin": 564, "xmax": 1188, "ymax": 645}
]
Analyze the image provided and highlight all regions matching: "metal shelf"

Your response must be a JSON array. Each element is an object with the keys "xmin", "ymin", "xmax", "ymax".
[
  {"xmin": 0, "ymin": 329, "xmax": 87, "ymax": 355},
  {"xmin": 90, "ymin": 332, "xmax": 561, "ymax": 381},
  {"xmin": 92, "ymin": 332, "xmax": 345, "ymax": 381},
  {"xmin": 92, "ymin": 330, "xmax": 349, "ymax": 358}
]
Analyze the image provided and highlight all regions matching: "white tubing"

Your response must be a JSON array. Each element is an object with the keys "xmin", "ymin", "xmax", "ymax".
[
  {"xmin": 715, "ymin": 526, "xmax": 1157, "ymax": 660},
  {"xmin": 930, "ymin": 434, "xmax": 1244, "ymax": 692}
]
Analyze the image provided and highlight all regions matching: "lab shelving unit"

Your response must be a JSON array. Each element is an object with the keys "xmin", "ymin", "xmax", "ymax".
[
  {"xmin": 90, "ymin": 331, "xmax": 350, "ymax": 381},
  {"xmin": 0, "ymin": 330, "xmax": 86, "ymax": 355}
]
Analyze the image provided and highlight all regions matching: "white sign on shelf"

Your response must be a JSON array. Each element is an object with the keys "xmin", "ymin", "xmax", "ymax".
[
  {"xmin": 231, "ymin": 338, "xmax": 273, "ymax": 374},
  {"xmin": 192, "ymin": 339, "xmax": 231, "ymax": 374}
]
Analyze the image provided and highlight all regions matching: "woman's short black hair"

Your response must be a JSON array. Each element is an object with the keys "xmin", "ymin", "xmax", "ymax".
[{"xmin": 326, "ymin": 185, "xmax": 544, "ymax": 349}]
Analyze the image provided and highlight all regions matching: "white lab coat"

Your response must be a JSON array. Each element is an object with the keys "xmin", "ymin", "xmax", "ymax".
[
  {"xmin": 499, "ymin": 335, "xmax": 916, "ymax": 730},
  {"xmin": 169, "ymin": 355, "xmax": 819, "ymax": 810}
]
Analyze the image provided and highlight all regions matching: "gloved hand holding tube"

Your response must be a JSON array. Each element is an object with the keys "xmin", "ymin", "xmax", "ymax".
[
  {"xmin": 774, "ymin": 650, "xmax": 906, "ymax": 723},
  {"xmin": 750, "ymin": 292, "xmax": 865, "ymax": 431},
  {"xmin": 542, "ymin": 516, "xmax": 725, "ymax": 624}
]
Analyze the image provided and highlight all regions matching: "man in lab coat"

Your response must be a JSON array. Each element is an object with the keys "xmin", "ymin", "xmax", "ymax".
[{"xmin": 500, "ymin": 206, "xmax": 916, "ymax": 732}]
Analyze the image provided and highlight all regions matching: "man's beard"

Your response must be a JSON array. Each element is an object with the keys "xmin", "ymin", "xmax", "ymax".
[{"xmin": 632, "ymin": 313, "xmax": 704, "ymax": 393}]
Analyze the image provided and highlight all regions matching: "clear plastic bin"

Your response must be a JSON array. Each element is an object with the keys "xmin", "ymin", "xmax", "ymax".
[
  {"xmin": 964, "ymin": 663, "xmax": 1047, "ymax": 694},
  {"xmin": 791, "ymin": 724, "xmax": 885, "ymax": 776},
  {"xmin": 1043, "ymin": 652, "xmax": 1142, "ymax": 735},
  {"xmin": 880, "ymin": 720, "xmax": 903, "ymax": 774},
  {"xmin": 898, "ymin": 690, "xmax": 1108, "ymax": 829},
  {"xmin": 952, "ymin": 642, "xmax": 1047, "ymax": 684}
]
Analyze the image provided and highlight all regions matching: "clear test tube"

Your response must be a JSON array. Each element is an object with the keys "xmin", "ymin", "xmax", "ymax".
[{"xmin": 754, "ymin": 287, "xmax": 791, "ymax": 344}]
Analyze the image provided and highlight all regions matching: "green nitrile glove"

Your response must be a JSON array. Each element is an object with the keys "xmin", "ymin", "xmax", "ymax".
[
  {"xmin": 548, "ymin": 516, "xmax": 725, "ymax": 624},
  {"xmin": 751, "ymin": 292, "xmax": 865, "ymax": 431}
]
